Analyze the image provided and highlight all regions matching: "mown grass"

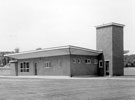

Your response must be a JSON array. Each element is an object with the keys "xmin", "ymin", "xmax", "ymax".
[{"xmin": 0, "ymin": 77, "xmax": 135, "ymax": 100}]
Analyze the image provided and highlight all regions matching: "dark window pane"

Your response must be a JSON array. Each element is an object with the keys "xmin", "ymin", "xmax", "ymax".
[
  {"xmin": 20, "ymin": 63, "xmax": 23, "ymax": 68},
  {"xmin": 85, "ymin": 60, "xmax": 87, "ymax": 63},
  {"xmin": 27, "ymin": 62, "xmax": 29, "ymax": 68},
  {"xmin": 20, "ymin": 69, "xmax": 23, "ymax": 72},
  {"xmin": 100, "ymin": 62, "xmax": 103, "ymax": 66},
  {"xmin": 27, "ymin": 69, "xmax": 29, "ymax": 72},
  {"xmin": 78, "ymin": 59, "xmax": 81, "ymax": 63}
]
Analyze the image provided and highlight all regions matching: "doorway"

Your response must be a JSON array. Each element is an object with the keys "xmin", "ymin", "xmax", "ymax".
[
  {"xmin": 34, "ymin": 63, "xmax": 37, "ymax": 75},
  {"xmin": 105, "ymin": 61, "xmax": 109, "ymax": 75}
]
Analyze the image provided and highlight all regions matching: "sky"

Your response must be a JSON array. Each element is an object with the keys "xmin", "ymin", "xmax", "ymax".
[{"xmin": 0, "ymin": 0, "xmax": 134, "ymax": 54}]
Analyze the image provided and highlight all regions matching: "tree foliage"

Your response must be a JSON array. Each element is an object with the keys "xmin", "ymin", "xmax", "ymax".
[{"xmin": 124, "ymin": 54, "xmax": 135, "ymax": 67}]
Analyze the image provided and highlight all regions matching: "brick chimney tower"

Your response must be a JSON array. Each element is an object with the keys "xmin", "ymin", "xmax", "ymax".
[{"xmin": 96, "ymin": 22, "xmax": 124, "ymax": 76}]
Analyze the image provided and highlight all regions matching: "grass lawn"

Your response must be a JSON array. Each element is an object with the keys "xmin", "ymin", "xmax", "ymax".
[{"xmin": 0, "ymin": 77, "xmax": 135, "ymax": 100}]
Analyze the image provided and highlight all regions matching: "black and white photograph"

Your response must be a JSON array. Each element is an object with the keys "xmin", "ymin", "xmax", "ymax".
[{"xmin": 0, "ymin": 0, "xmax": 134, "ymax": 100}]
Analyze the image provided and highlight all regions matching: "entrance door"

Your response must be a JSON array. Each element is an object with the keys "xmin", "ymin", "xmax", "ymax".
[
  {"xmin": 34, "ymin": 63, "xmax": 37, "ymax": 75},
  {"xmin": 15, "ymin": 63, "xmax": 18, "ymax": 76},
  {"xmin": 105, "ymin": 61, "xmax": 109, "ymax": 75}
]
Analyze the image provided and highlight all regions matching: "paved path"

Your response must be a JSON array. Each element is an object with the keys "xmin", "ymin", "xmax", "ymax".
[{"xmin": 0, "ymin": 75, "xmax": 135, "ymax": 80}]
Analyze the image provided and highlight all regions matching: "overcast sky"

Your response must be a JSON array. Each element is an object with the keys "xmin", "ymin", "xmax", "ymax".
[{"xmin": 0, "ymin": 0, "xmax": 134, "ymax": 54}]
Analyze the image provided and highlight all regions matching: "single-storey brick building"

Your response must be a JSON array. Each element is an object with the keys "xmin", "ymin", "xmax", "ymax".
[{"xmin": 5, "ymin": 22, "xmax": 125, "ymax": 76}]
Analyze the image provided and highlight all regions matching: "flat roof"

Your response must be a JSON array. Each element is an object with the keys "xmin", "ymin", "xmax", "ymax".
[
  {"xmin": 96, "ymin": 22, "xmax": 125, "ymax": 29},
  {"xmin": 5, "ymin": 45, "xmax": 102, "ymax": 59}
]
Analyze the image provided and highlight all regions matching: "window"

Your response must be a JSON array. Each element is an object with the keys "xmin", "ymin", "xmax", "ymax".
[
  {"xmin": 21, "ymin": 63, "xmax": 23, "ymax": 68},
  {"xmin": 77, "ymin": 59, "xmax": 81, "ymax": 64},
  {"xmin": 20, "ymin": 62, "xmax": 30, "ymax": 72},
  {"xmin": 99, "ymin": 60, "xmax": 103, "ymax": 68},
  {"xmin": 26, "ymin": 62, "xmax": 29, "ymax": 68},
  {"xmin": 85, "ymin": 59, "xmax": 91, "ymax": 64},
  {"xmin": 73, "ymin": 59, "xmax": 76, "ymax": 63},
  {"xmin": 94, "ymin": 59, "xmax": 98, "ymax": 64},
  {"xmin": 20, "ymin": 69, "xmax": 23, "ymax": 72},
  {"xmin": 20, "ymin": 63, "xmax": 23, "ymax": 72},
  {"xmin": 44, "ymin": 61, "xmax": 51, "ymax": 68}
]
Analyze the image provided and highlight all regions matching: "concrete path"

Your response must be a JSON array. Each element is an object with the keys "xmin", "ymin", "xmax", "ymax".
[{"xmin": 0, "ymin": 75, "xmax": 135, "ymax": 80}]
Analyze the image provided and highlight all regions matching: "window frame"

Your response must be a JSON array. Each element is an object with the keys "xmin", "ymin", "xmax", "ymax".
[
  {"xmin": 73, "ymin": 58, "xmax": 76, "ymax": 64},
  {"xmin": 77, "ymin": 59, "xmax": 81, "ymax": 64},
  {"xmin": 44, "ymin": 61, "xmax": 51, "ymax": 68},
  {"xmin": 99, "ymin": 60, "xmax": 103, "ymax": 68},
  {"xmin": 20, "ymin": 62, "xmax": 30, "ymax": 72},
  {"xmin": 85, "ymin": 59, "xmax": 91, "ymax": 64}
]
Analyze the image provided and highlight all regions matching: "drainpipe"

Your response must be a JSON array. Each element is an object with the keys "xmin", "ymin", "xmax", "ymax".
[{"xmin": 69, "ymin": 46, "xmax": 72, "ymax": 77}]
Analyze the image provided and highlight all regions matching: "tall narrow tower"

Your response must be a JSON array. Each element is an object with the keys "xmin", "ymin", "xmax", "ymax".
[{"xmin": 96, "ymin": 22, "xmax": 124, "ymax": 76}]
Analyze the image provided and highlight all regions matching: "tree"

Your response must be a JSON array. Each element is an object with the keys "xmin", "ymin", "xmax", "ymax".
[
  {"xmin": 124, "ymin": 54, "xmax": 135, "ymax": 67},
  {"xmin": 14, "ymin": 48, "xmax": 20, "ymax": 53},
  {"xmin": 36, "ymin": 48, "xmax": 42, "ymax": 50}
]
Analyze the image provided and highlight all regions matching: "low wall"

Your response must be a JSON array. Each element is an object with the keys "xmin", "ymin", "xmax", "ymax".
[
  {"xmin": 0, "ymin": 63, "xmax": 16, "ymax": 76},
  {"xmin": 124, "ymin": 67, "xmax": 135, "ymax": 76},
  {"xmin": 0, "ymin": 67, "xmax": 11, "ymax": 76}
]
